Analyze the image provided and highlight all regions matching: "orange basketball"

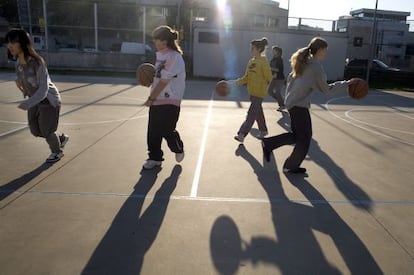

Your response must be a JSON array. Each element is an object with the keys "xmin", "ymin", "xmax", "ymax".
[
  {"xmin": 136, "ymin": 63, "xmax": 155, "ymax": 87},
  {"xmin": 348, "ymin": 78, "xmax": 369, "ymax": 99},
  {"xmin": 216, "ymin": 80, "xmax": 229, "ymax": 96}
]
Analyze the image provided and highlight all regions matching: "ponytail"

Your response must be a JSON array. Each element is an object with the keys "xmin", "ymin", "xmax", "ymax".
[
  {"xmin": 290, "ymin": 47, "xmax": 311, "ymax": 78},
  {"xmin": 152, "ymin": 25, "xmax": 183, "ymax": 55},
  {"xmin": 290, "ymin": 36, "xmax": 328, "ymax": 78}
]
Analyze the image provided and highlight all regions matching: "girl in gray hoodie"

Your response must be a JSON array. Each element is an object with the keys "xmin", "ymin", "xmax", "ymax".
[{"xmin": 262, "ymin": 37, "xmax": 358, "ymax": 173}]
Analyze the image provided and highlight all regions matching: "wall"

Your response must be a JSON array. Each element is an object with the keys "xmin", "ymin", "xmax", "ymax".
[
  {"xmin": 0, "ymin": 47, "xmax": 153, "ymax": 72},
  {"xmin": 193, "ymin": 27, "xmax": 349, "ymax": 80}
]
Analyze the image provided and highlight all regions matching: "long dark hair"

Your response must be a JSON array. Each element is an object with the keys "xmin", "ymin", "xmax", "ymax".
[
  {"xmin": 152, "ymin": 25, "xmax": 183, "ymax": 55},
  {"xmin": 5, "ymin": 29, "xmax": 46, "ymax": 66},
  {"xmin": 290, "ymin": 37, "xmax": 328, "ymax": 78}
]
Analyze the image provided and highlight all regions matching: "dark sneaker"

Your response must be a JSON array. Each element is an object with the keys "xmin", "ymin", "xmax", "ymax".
[
  {"xmin": 142, "ymin": 159, "xmax": 162, "ymax": 170},
  {"xmin": 262, "ymin": 140, "xmax": 271, "ymax": 162},
  {"xmin": 234, "ymin": 135, "xmax": 245, "ymax": 143},
  {"xmin": 60, "ymin": 134, "xmax": 69, "ymax": 149},
  {"xmin": 46, "ymin": 152, "xmax": 64, "ymax": 163},
  {"xmin": 175, "ymin": 152, "xmax": 185, "ymax": 162},
  {"xmin": 258, "ymin": 131, "xmax": 268, "ymax": 139},
  {"xmin": 283, "ymin": 167, "xmax": 307, "ymax": 174}
]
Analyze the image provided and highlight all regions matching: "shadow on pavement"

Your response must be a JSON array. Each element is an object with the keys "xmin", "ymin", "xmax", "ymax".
[
  {"xmin": 277, "ymin": 111, "xmax": 374, "ymax": 210},
  {"xmin": 210, "ymin": 145, "xmax": 382, "ymax": 274},
  {"xmin": 81, "ymin": 165, "xmax": 181, "ymax": 275},
  {"xmin": 0, "ymin": 162, "xmax": 53, "ymax": 202}
]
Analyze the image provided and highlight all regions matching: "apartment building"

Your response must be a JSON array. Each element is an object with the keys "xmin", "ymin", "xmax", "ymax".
[{"xmin": 337, "ymin": 9, "xmax": 412, "ymax": 67}]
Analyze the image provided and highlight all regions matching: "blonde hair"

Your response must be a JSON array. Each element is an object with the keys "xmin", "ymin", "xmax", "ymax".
[{"xmin": 290, "ymin": 37, "xmax": 328, "ymax": 78}]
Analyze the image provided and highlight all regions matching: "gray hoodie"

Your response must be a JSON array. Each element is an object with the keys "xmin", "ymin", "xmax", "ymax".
[
  {"xmin": 15, "ymin": 57, "xmax": 61, "ymax": 109},
  {"xmin": 284, "ymin": 59, "xmax": 349, "ymax": 109}
]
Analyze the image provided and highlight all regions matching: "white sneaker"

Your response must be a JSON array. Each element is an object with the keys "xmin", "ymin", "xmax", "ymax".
[
  {"xmin": 175, "ymin": 152, "xmax": 185, "ymax": 162},
  {"xmin": 46, "ymin": 152, "xmax": 64, "ymax": 163},
  {"xmin": 234, "ymin": 135, "xmax": 244, "ymax": 143},
  {"xmin": 60, "ymin": 134, "xmax": 69, "ymax": 149},
  {"xmin": 142, "ymin": 159, "xmax": 162, "ymax": 170}
]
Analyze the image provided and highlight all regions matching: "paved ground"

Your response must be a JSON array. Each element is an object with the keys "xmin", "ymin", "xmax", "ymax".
[{"xmin": 0, "ymin": 72, "xmax": 413, "ymax": 275}]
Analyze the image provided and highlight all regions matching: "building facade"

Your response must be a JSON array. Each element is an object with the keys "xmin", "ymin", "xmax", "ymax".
[{"xmin": 337, "ymin": 9, "xmax": 412, "ymax": 67}]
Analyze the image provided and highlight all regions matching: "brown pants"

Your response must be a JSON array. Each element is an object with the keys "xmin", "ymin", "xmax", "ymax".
[
  {"xmin": 237, "ymin": 95, "xmax": 267, "ymax": 136},
  {"xmin": 28, "ymin": 100, "xmax": 61, "ymax": 154}
]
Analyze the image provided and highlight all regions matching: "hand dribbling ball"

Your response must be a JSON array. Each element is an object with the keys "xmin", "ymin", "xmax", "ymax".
[
  {"xmin": 136, "ymin": 63, "xmax": 155, "ymax": 87},
  {"xmin": 216, "ymin": 80, "xmax": 229, "ymax": 96},
  {"xmin": 348, "ymin": 78, "xmax": 369, "ymax": 99}
]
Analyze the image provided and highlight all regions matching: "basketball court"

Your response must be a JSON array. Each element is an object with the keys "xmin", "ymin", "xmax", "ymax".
[{"xmin": 0, "ymin": 72, "xmax": 413, "ymax": 274}]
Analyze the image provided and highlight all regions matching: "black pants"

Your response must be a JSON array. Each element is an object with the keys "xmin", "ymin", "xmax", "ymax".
[
  {"xmin": 28, "ymin": 99, "xmax": 61, "ymax": 154},
  {"xmin": 263, "ymin": 106, "xmax": 312, "ymax": 170},
  {"xmin": 147, "ymin": 105, "xmax": 184, "ymax": 161}
]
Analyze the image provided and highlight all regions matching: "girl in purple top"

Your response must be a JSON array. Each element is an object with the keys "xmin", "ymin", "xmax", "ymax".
[{"xmin": 6, "ymin": 29, "xmax": 68, "ymax": 163}]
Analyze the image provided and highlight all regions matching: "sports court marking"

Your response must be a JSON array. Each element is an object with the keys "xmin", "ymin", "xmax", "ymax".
[
  {"xmin": 190, "ymin": 89, "xmax": 215, "ymax": 197},
  {"xmin": 0, "ymin": 114, "xmax": 148, "ymax": 126},
  {"xmin": 0, "ymin": 86, "xmax": 138, "ymax": 137},
  {"xmin": 2, "ymin": 188, "xmax": 414, "ymax": 206},
  {"xmin": 345, "ymin": 108, "xmax": 414, "ymax": 135},
  {"xmin": 325, "ymin": 95, "xmax": 414, "ymax": 146}
]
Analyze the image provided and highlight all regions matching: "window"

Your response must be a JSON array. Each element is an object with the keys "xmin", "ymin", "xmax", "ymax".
[
  {"xmin": 254, "ymin": 15, "xmax": 265, "ymax": 27},
  {"xmin": 199, "ymin": 32, "xmax": 219, "ymax": 44}
]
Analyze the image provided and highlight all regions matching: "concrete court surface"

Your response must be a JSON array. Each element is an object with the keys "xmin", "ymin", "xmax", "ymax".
[{"xmin": 0, "ymin": 72, "xmax": 413, "ymax": 275}]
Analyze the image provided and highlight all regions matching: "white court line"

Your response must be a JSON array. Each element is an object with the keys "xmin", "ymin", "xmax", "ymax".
[
  {"xmin": 345, "ymin": 108, "xmax": 414, "ymax": 135},
  {"xmin": 2, "ymin": 189, "xmax": 414, "ymax": 206},
  {"xmin": 0, "ymin": 114, "xmax": 149, "ymax": 126},
  {"xmin": 0, "ymin": 125, "xmax": 30, "ymax": 137},
  {"xmin": 325, "ymin": 95, "xmax": 414, "ymax": 146},
  {"xmin": 190, "ymin": 89, "xmax": 215, "ymax": 197}
]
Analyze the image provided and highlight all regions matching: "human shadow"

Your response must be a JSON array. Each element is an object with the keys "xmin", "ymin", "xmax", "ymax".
[
  {"xmin": 285, "ymin": 174, "xmax": 383, "ymax": 274},
  {"xmin": 0, "ymin": 162, "xmax": 53, "ymax": 201},
  {"xmin": 81, "ymin": 165, "xmax": 181, "ymax": 275},
  {"xmin": 210, "ymin": 145, "xmax": 382, "ymax": 274},
  {"xmin": 276, "ymin": 112, "xmax": 374, "ymax": 210}
]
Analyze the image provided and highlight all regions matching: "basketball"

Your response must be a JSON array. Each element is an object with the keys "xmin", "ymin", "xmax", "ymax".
[
  {"xmin": 348, "ymin": 78, "xmax": 369, "ymax": 99},
  {"xmin": 216, "ymin": 80, "xmax": 229, "ymax": 96},
  {"xmin": 136, "ymin": 63, "xmax": 155, "ymax": 87}
]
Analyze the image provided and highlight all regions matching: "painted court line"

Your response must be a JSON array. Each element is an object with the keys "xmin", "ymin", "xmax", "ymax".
[
  {"xmin": 325, "ymin": 95, "xmax": 414, "ymax": 146},
  {"xmin": 190, "ymin": 89, "xmax": 215, "ymax": 197},
  {"xmin": 0, "ymin": 86, "xmax": 135, "ymax": 138},
  {"xmin": 345, "ymin": 108, "xmax": 414, "ymax": 135},
  {"xmin": 1, "ymin": 189, "xmax": 414, "ymax": 206}
]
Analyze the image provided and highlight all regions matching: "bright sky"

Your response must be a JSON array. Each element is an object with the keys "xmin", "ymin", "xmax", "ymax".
[{"xmin": 276, "ymin": 0, "xmax": 414, "ymax": 20}]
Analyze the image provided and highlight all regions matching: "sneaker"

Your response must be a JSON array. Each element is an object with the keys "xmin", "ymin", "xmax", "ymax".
[
  {"xmin": 283, "ymin": 167, "xmax": 307, "ymax": 174},
  {"xmin": 175, "ymin": 152, "xmax": 185, "ymax": 162},
  {"xmin": 234, "ymin": 135, "xmax": 245, "ymax": 143},
  {"xmin": 46, "ymin": 152, "xmax": 64, "ymax": 163},
  {"xmin": 262, "ymin": 141, "xmax": 271, "ymax": 162},
  {"xmin": 142, "ymin": 159, "xmax": 162, "ymax": 170},
  {"xmin": 60, "ymin": 134, "xmax": 69, "ymax": 149}
]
